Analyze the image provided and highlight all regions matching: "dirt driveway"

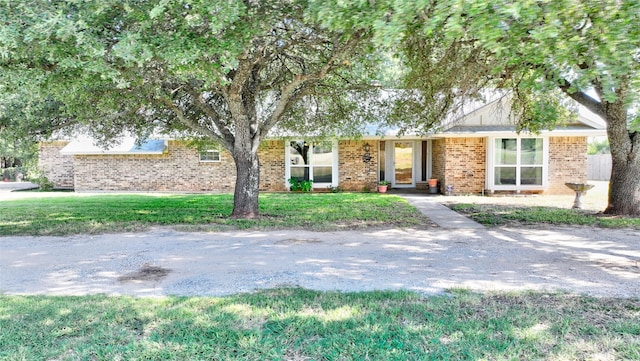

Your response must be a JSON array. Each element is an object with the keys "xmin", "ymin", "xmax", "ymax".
[{"xmin": 1, "ymin": 225, "xmax": 638, "ymax": 298}]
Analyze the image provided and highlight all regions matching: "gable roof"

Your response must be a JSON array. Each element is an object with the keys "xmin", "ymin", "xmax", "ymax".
[{"xmin": 435, "ymin": 92, "xmax": 606, "ymax": 137}]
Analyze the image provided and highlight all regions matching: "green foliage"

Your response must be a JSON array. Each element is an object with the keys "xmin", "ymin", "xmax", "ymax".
[
  {"xmin": 1, "ymin": 290, "xmax": 639, "ymax": 360},
  {"xmin": 0, "ymin": 0, "xmax": 389, "ymax": 217},
  {"xmin": 588, "ymin": 139, "xmax": 611, "ymax": 155},
  {"xmin": 288, "ymin": 178, "xmax": 313, "ymax": 192},
  {"xmin": 34, "ymin": 175, "xmax": 54, "ymax": 191},
  {"xmin": 0, "ymin": 0, "xmax": 381, "ymax": 143}
]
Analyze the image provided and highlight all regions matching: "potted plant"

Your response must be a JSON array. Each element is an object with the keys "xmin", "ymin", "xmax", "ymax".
[{"xmin": 377, "ymin": 180, "xmax": 389, "ymax": 193}]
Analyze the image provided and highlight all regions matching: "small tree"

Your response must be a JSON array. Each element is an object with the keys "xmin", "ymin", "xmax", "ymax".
[{"xmin": 0, "ymin": 0, "xmax": 383, "ymax": 218}]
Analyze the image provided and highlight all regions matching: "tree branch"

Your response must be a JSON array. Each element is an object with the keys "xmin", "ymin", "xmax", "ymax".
[
  {"xmin": 184, "ymin": 86, "xmax": 235, "ymax": 148},
  {"xmin": 259, "ymin": 30, "xmax": 368, "ymax": 137},
  {"xmin": 158, "ymin": 96, "xmax": 227, "ymax": 146},
  {"xmin": 558, "ymin": 77, "xmax": 606, "ymax": 120}
]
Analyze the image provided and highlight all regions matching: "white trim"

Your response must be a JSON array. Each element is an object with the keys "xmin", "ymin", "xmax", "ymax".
[
  {"xmin": 391, "ymin": 140, "xmax": 417, "ymax": 188},
  {"xmin": 284, "ymin": 139, "xmax": 338, "ymax": 189},
  {"xmin": 199, "ymin": 149, "xmax": 221, "ymax": 162},
  {"xmin": 486, "ymin": 136, "xmax": 549, "ymax": 193},
  {"xmin": 427, "ymin": 140, "xmax": 433, "ymax": 179}
]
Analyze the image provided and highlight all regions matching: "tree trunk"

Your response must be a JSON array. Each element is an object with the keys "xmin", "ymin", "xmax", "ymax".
[
  {"xmin": 603, "ymin": 102, "xmax": 640, "ymax": 216},
  {"xmin": 230, "ymin": 148, "xmax": 261, "ymax": 219},
  {"xmin": 605, "ymin": 144, "xmax": 640, "ymax": 216}
]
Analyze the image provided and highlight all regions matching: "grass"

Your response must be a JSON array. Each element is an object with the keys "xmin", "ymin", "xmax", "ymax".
[
  {"xmin": 1, "ymin": 289, "xmax": 638, "ymax": 360},
  {"xmin": 448, "ymin": 203, "xmax": 640, "ymax": 229},
  {"xmin": 0, "ymin": 193, "xmax": 432, "ymax": 236}
]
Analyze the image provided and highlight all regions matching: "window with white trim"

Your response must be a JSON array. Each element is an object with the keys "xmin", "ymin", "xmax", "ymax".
[
  {"xmin": 286, "ymin": 140, "xmax": 337, "ymax": 185},
  {"xmin": 490, "ymin": 137, "xmax": 547, "ymax": 189},
  {"xmin": 199, "ymin": 149, "xmax": 220, "ymax": 162}
]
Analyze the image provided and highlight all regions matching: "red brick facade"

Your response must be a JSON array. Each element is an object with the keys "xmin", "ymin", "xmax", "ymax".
[
  {"xmin": 339, "ymin": 140, "xmax": 379, "ymax": 192},
  {"xmin": 39, "ymin": 136, "xmax": 588, "ymax": 194},
  {"xmin": 548, "ymin": 136, "xmax": 588, "ymax": 195},
  {"xmin": 436, "ymin": 137, "xmax": 487, "ymax": 195}
]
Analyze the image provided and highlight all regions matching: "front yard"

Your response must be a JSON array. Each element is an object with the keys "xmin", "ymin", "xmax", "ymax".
[
  {"xmin": 0, "ymin": 193, "xmax": 433, "ymax": 236},
  {"xmin": 2, "ymin": 187, "xmax": 639, "ymax": 360},
  {"xmin": 441, "ymin": 181, "xmax": 640, "ymax": 229},
  {"xmin": 2, "ymin": 181, "xmax": 638, "ymax": 236},
  {"xmin": 2, "ymin": 289, "xmax": 639, "ymax": 360}
]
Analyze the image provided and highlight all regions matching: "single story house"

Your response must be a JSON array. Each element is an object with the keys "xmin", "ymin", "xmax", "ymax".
[{"xmin": 39, "ymin": 96, "xmax": 606, "ymax": 195}]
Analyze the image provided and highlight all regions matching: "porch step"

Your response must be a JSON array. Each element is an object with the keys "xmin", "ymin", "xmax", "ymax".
[{"xmin": 398, "ymin": 194, "xmax": 485, "ymax": 229}]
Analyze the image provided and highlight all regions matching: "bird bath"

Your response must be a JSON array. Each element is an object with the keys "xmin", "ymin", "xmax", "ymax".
[{"xmin": 565, "ymin": 183, "xmax": 595, "ymax": 209}]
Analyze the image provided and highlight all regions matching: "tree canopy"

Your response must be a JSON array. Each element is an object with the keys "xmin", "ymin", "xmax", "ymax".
[
  {"xmin": 0, "ymin": 0, "xmax": 384, "ymax": 217},
  {"xmin": 382, "ymin": 0, "xmax": 640, "ymax": 215},
  {"xmin": 2, "ymin": 0, "xmax": 638, "ymax": 215}
]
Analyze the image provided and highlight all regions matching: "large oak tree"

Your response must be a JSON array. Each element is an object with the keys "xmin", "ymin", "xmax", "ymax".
[
  {"xmin": 383, "ymin": 0, "xmax": 640, "ymax": 215},
  {"xmin": 0, "ymin": 0, "xmax": 382, "ymax": 218}
]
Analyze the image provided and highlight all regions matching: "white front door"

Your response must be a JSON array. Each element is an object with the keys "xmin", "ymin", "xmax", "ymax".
[{"xmin": 392, "ymin": 141, "xmax": 415, "ymax": 188}]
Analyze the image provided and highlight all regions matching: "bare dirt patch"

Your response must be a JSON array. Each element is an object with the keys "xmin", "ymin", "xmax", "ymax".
[{"xmin": 117, "ymin": 264, "xmax": 171, "ymax": 283}]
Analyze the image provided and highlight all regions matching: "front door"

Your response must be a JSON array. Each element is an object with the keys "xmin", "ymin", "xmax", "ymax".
[{"xmin": 393, "ymin": 141, "xmax": 414, "ymax": 187}]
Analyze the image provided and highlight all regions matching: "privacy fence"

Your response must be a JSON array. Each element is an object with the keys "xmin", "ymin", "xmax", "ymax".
[{"xmin": 587, "ymin": 154, "xmax": 611, "ymax": 181}]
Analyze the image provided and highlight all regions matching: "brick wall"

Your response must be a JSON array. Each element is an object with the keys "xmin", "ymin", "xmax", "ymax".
[
  {"xmin": 433, "ymin": 136, "xmax": 588, "ymax": 195},
  {"xmin": 72, "ymin": 141, "xmax": 234, "ymax": 191},
  {"xmin": 259, "ymin": 140, "xmax": 287, "ymax": 191},
  {"xmin": 548, "ymin": 136, "xmax": 588, "ymax": 194},
  {"xmin": 40, "ymin": 136, "xmax": 587, "ymax": 194},
  {"xmin": 38, "ymin": 141, "xmax": 74, "ymax": 188},
  {"xmin": 70, "ymin": 140, "xmax": 288, "ymax": 192},
  {"xmin": 431, "ymin": 139, "xmax": 446, "ymax": 192},
  {"xmin": 338, "ymin": 140, "xmax": 378, "ymax": 191},
  {"xmin": 442, "ymin": 137, "xmax": 486, "ymax": 194}
]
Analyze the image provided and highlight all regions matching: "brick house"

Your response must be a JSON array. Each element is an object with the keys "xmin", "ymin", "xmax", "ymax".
[{"xmin": 39, "ymin": 97, "xmax": 605, "ymax": 195}]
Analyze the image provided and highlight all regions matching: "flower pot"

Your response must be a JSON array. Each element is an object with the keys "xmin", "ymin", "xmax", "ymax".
[{"xmin": 377, "ymin": 185, "xmax": 388, "ymax": 193}]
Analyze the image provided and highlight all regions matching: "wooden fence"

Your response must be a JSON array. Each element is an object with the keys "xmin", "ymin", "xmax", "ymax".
[{"xmin": 587, "ymin": 154, "xmax": 611, "ymax": 181}]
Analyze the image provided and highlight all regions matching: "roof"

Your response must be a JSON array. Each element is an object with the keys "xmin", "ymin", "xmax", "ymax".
[
  {"xmin": 60, "ymin": 137, "xmax": 167, "ymax": 155},
  {"xmin": 436, "ymin": 92, "xmax": 606, "ymax": 137}
]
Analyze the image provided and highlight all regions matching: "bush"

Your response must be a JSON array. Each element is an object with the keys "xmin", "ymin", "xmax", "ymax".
[
  {"xmin": 288, "ymin": 178, "xmax": 313, "ymax": 192},
  {"xmin": 35, "ymin": 175, "xmax": 54, "ymax": 191}
]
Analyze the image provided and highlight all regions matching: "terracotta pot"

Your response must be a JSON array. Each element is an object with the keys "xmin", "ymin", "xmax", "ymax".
[{"xmin": 377, "ymin": 185, "xmax": 388, "ymax": 193}]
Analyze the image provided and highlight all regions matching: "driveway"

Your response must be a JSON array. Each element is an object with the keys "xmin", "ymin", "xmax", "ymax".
[{"xmin": 1, "ymin": 226, "xmax": 638, "ymax": 298}]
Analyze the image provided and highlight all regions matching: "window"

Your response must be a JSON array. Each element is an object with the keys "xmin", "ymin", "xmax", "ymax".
[
  {"xmin": 199, "ymin": 149, "xmax": 220, "ymax": 162},
  {"xmin": 286, "ymin": 140, "xmax": 337, "ymax": 185},
  {"xmin": 491, "ymin": 137, "xmax": 546, "ymax": 189}
]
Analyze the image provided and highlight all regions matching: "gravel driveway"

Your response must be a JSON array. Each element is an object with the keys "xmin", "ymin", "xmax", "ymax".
[{"xmin": 1, "ymin": 226, "xmax": 638, "ymax": 298}]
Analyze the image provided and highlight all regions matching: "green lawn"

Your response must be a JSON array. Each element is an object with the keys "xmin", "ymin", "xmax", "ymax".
[
  {"xmin": 0, "ymin": 193, "xmax": 432, "ymax": 236},
  {"xmin": 448, "ymin": 203, "xmax": 640, "ymax": 229},
  {"xmin": 1, "ymin": 289, "xmax": 638, "ymax": 360}
]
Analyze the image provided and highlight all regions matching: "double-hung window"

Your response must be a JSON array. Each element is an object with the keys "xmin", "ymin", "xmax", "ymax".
[
  {"xmin": 286, "ymin": 140, "xmax": 337, "ymax": 187},
  {"xmin": 199, "ymin": 149, "xmax": 221, "ymax": 162},
  {"xmin": 490, "ymin": 137, "xmax": 547, "ymax": 190}
]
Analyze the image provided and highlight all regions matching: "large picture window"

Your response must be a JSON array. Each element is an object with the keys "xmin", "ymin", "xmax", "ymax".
[
  {"xmin": 492, "ymin": 137, "xmax": 546, "ymax": 189},
  {"xmin": 287, "ymin": 140, "xmax": 336, "ymax": 185}
]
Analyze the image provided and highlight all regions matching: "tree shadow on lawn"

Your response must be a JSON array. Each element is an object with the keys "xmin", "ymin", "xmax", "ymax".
[{"xmin": 2, "ymin": 289, "xmax": 639, "ymax": 360}]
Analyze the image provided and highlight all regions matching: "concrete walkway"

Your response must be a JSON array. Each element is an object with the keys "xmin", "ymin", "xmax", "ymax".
[
  {"xmin": 0, "ymin": 181, "xmax": 38, "ymax": 191},
  {"xmin": 398, "ymin": 194, "xmax": 485, "ymax": 229}
]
